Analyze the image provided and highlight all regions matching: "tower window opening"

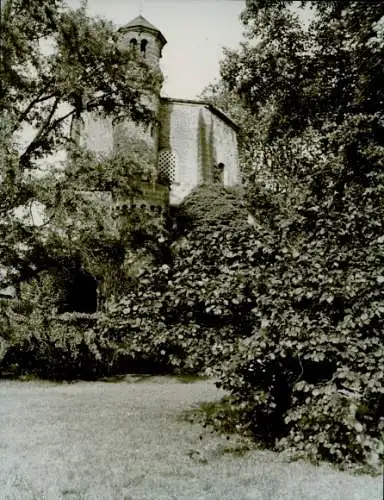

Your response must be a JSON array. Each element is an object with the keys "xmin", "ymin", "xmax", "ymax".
[
  {"xmin": 130, "ymin": 38, "xmax": 138, "ymax": 50},
  {"xmin": 140, "ymin": 39, "xmax": 148, "ymax": 56}
]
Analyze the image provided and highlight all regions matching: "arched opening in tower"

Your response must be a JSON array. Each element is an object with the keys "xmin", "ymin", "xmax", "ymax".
[
  {"xmin": 140, "ymin": 39, "xmax": 148, "ymax": 57},
  {"xmin": 129, "ymin": 38, "xmax": 138, "ymax": 50}
]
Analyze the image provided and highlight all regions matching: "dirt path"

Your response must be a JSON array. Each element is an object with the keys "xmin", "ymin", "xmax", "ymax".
[{"xmin": 0, "ymin": 377, "xmax": 381, "ymax": 499}]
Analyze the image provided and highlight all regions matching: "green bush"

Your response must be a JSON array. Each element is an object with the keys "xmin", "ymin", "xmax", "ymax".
[
  {"xmin": 212, "ymin": 177, "xmax": 384, "ymax": 470},
  {"xmin": 200, "ymin": 0, "xmax": 384, "ymax": 471},
  {"xmin": 95, "ymin": 186, "xmax": 259, "ymax": 374},
  {"xmin": 0, "ymin": 309, "xmax": 119, "ymax": 380},
  {"xmin": 150, "ymin": 183, "xmax": 383, "ymax": 471}
]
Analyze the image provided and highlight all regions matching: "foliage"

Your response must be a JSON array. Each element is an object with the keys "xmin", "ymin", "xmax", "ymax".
[
  {"xmin": 1, "ymin": 0, "xmax": 383, "ymax": 474},
  {"xmin": 31, "ymin": 139, "xmax": 167, "ymax": 303},
  {"xmin": 2, "ymin": 0, "xmax": 160, "ymax": 158},
  {"xmin": 203, "ymin": 0, "xmax": 384, "ymax": 470},
  {"xmin": 90, "ymin": 185, "xmax": 259, "ymax": 374},
  {"xmin": 0, "ymin": 303, "xmax": 173, "ymax": 380},
  {"xmin": 1, "ymin": 0, "xmax": 162, "ymax": 289},
  {"xmin": 0, "ymin": 308, "xmax": 109, "ymax": 379}
]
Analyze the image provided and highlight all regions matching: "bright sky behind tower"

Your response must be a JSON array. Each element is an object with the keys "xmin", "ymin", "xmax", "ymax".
[{"xmin": 69, "ymin": 0, "xmax": 246, "ymax": 99}]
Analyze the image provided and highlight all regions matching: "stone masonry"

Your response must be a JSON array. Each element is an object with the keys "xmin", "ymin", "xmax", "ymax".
[{"xmin": 79, "ymin": 15, "xmax": 241, "ymax": 207}]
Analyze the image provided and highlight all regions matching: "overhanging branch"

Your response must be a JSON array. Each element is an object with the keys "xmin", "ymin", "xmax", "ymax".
[
  {"xmin": 13, "ymin": 91, "xmax": 57, "ymax": 133},
  {"xmin": 20, "ymin": 96, "xmax": 61, "ymax": 167}
]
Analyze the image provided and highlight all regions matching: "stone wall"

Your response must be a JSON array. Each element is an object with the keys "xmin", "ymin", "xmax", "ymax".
[
  {"xmin": 210, "ymin": 109, "xmax": 240, "ymax": 186},
  {"xmin": 80, "ymin": 95, "xmax": 160, "ymax": 158},
  {"xmin": 113, "ymin": 112, "xmax": 159, "ymax": 158},
  {"xmin": 80, "ymin": 112, "xmax": 114, "ymax": 155},
  {"xmin": 159, "ymin": 99, "xmax": 240, "ymax": 205},
  {"xmin": 75, "ymin": 99, "xmax": 239, "ymax": 209},
  {"xmin": 159, "ymin": 100, "xmax": 199, "ymax": 205}
]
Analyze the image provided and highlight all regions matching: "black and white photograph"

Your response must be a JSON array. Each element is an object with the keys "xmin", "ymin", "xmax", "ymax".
[{"xmin": 0, "ymin": 0, "xmax": 383, "ymax": 498}]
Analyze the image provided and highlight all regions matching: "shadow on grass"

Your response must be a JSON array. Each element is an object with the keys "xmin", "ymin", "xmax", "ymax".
[
  {"xmin": 180, "ymin": 397, "xmax": 257, "ymax": 459},
  {"xmin": 180, "ymin": 397, "xmax": 243, "ymax": 433},
  {"xmin": 100, "ymin": 373, "xmax": 212, "ymax": 384},
  {"xmin": 181, "ymin": 399, "xmax": 384, "ymax": 477}
]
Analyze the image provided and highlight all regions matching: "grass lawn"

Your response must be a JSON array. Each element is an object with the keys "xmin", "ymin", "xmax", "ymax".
[{"xmin": 0, "ymin": 376, "xmax": 381, "ymax": 500}]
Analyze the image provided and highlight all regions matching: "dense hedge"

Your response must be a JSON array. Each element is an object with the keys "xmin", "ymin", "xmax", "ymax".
[
  {"xmin": 214, "ymin": 202, "xmax": 384, "ymax": 468},
  {"xmin": 0, "ymin": 186, "xmax": 258, "ymax": 378},
  {"xmin": 0, "ymin": 310, "xmax": 109, "ymax": 379}
]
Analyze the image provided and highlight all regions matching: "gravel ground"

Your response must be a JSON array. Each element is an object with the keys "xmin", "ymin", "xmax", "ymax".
[{"xmin": 0, "ymin": 377, "xmax": 381, "ymax": 500}]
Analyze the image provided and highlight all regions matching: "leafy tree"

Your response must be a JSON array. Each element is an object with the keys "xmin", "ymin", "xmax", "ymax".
[
  {"xmin": 0, "ymin": 0, "xmax": 162, "ymax": 289},
  {"xmin": 0, "ymin": 0, "xmax": 169, "ymax": 376},
  {"xmin": 207, "ymin": 0, "xmax": 384, "ymax": 469}
]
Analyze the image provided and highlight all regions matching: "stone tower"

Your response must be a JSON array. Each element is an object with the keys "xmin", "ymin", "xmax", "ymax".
[
  {"xmin": 114, "ymin": 16, "xmax": 167, "ymax": 160},
  {"xmin": 74, "ymin": 14, "xmax": 240, "ymax": 210},
  {"xmin": 118, "ymin": 15, "xmax": 167, "ymax": 69}
]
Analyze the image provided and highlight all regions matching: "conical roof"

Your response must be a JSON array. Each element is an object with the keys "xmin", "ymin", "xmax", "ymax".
[
  {"xmin": 119, "ymin": 15, "xmax": 167, "ymax": 46},
  {"xmin": 125, "ymin": 15, "xmax": 159, "ymax": 32}
]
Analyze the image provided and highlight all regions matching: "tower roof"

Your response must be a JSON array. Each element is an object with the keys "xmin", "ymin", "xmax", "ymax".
[
  {"xmin": 125, "ymin": 15, "xmax": 159, "ymax": 32},
  {"xmin": 119, "ymin": 15, "xmax": 167, "ymax": 47}
]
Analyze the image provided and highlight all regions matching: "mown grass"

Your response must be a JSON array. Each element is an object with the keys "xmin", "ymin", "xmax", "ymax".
[{"xmin": 0, "ymin": 377, "xmax": 381, "ymax": 500}]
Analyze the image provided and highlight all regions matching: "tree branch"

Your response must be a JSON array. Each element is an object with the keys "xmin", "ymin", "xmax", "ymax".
[
  {"xmin": 20, "ymin": 96, "xmax": 61, "ymax": 167},
  {"xmin": 26, "ymin": 107, "xmax": 77, "ymax": 169},
  {"xmin": 13, "ymin": 91, "xmax": 57, "ymax": 133},
  {"xmin": 47, "ymin": 107, "xmax": 77, "ymax": 136}
]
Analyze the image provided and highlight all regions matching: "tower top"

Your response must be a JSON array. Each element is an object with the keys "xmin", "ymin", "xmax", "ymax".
[{"xmin": 119, "ymin": 15, "xmax": 167, "ymax": 48}]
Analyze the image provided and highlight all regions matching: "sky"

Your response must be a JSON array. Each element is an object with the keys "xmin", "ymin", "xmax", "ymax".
[{"xmin": 69, "ymin": 0, "xmax": 246, "ymax": 99}]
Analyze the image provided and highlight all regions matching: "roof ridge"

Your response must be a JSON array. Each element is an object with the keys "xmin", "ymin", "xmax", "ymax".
[
  {"xmin": 119, "ymin": 15, "xmax": 167, "ymax": 45},
  {"xmin": 123, "ymin": 15, "xmax": 160, "ymax": 33},
  {"xmin": 161, "ymin": 97, "xmax": 239, "ymax": 131}
]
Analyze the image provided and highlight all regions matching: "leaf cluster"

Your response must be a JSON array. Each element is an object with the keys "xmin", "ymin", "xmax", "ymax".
[{"xmin": 201, "ymin": 0, "xmax": 384, "ymax": 470}]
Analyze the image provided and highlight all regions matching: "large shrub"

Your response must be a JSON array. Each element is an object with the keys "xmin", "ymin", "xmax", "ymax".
[
  {"xmin": 95, "ymin": 185, "xmax": 261, "ymax": 373},
  {"xmin": 0, "ymin": 309, "xmax": 109, "ymax": 379},
  {"xmin": 214, "ymin": 209, "xmax": 384, "ymax": 468},
  {"xmin": 207, "ymin": 0, "xmax": 384, "ymax": 470}
]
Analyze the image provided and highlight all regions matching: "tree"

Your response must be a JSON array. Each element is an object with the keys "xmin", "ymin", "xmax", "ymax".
[
  {"xmin": 210, "ymin": 0, "xmax": 384, "ymax": 469},
  {"xmin": 0, "ymin": 0, "xmax": 162, "ymax": 288}
]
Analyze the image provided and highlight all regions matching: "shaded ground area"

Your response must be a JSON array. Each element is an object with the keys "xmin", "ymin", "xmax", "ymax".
[{"xmin": 0, "ymin": 377, "xmax": 381, "ymax": 499}]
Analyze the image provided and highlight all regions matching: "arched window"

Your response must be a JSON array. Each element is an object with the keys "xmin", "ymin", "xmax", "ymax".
[
  {"xmin": 140, "ymin": 39, "xmax": 148, "ymax": 57},
  {"xmin": 130, "ymin": 38, "xmax": 138, "ymax": 50},
  {"xmin": 213, "ymin": 162, "xmax": 225, "ymax": 184},
  {"xmin": 158, "ymin": 150, "xmax": 177, "ymax": 185}
]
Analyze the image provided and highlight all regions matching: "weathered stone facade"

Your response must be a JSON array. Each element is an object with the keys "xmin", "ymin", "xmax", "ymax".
[
  {"xmin": 159, "ymin": 98, "xmax": 240, "ymax": 204},
  {"xmin": 80, "ymin": 15, "xmax": 240, "ymax": 207}
]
